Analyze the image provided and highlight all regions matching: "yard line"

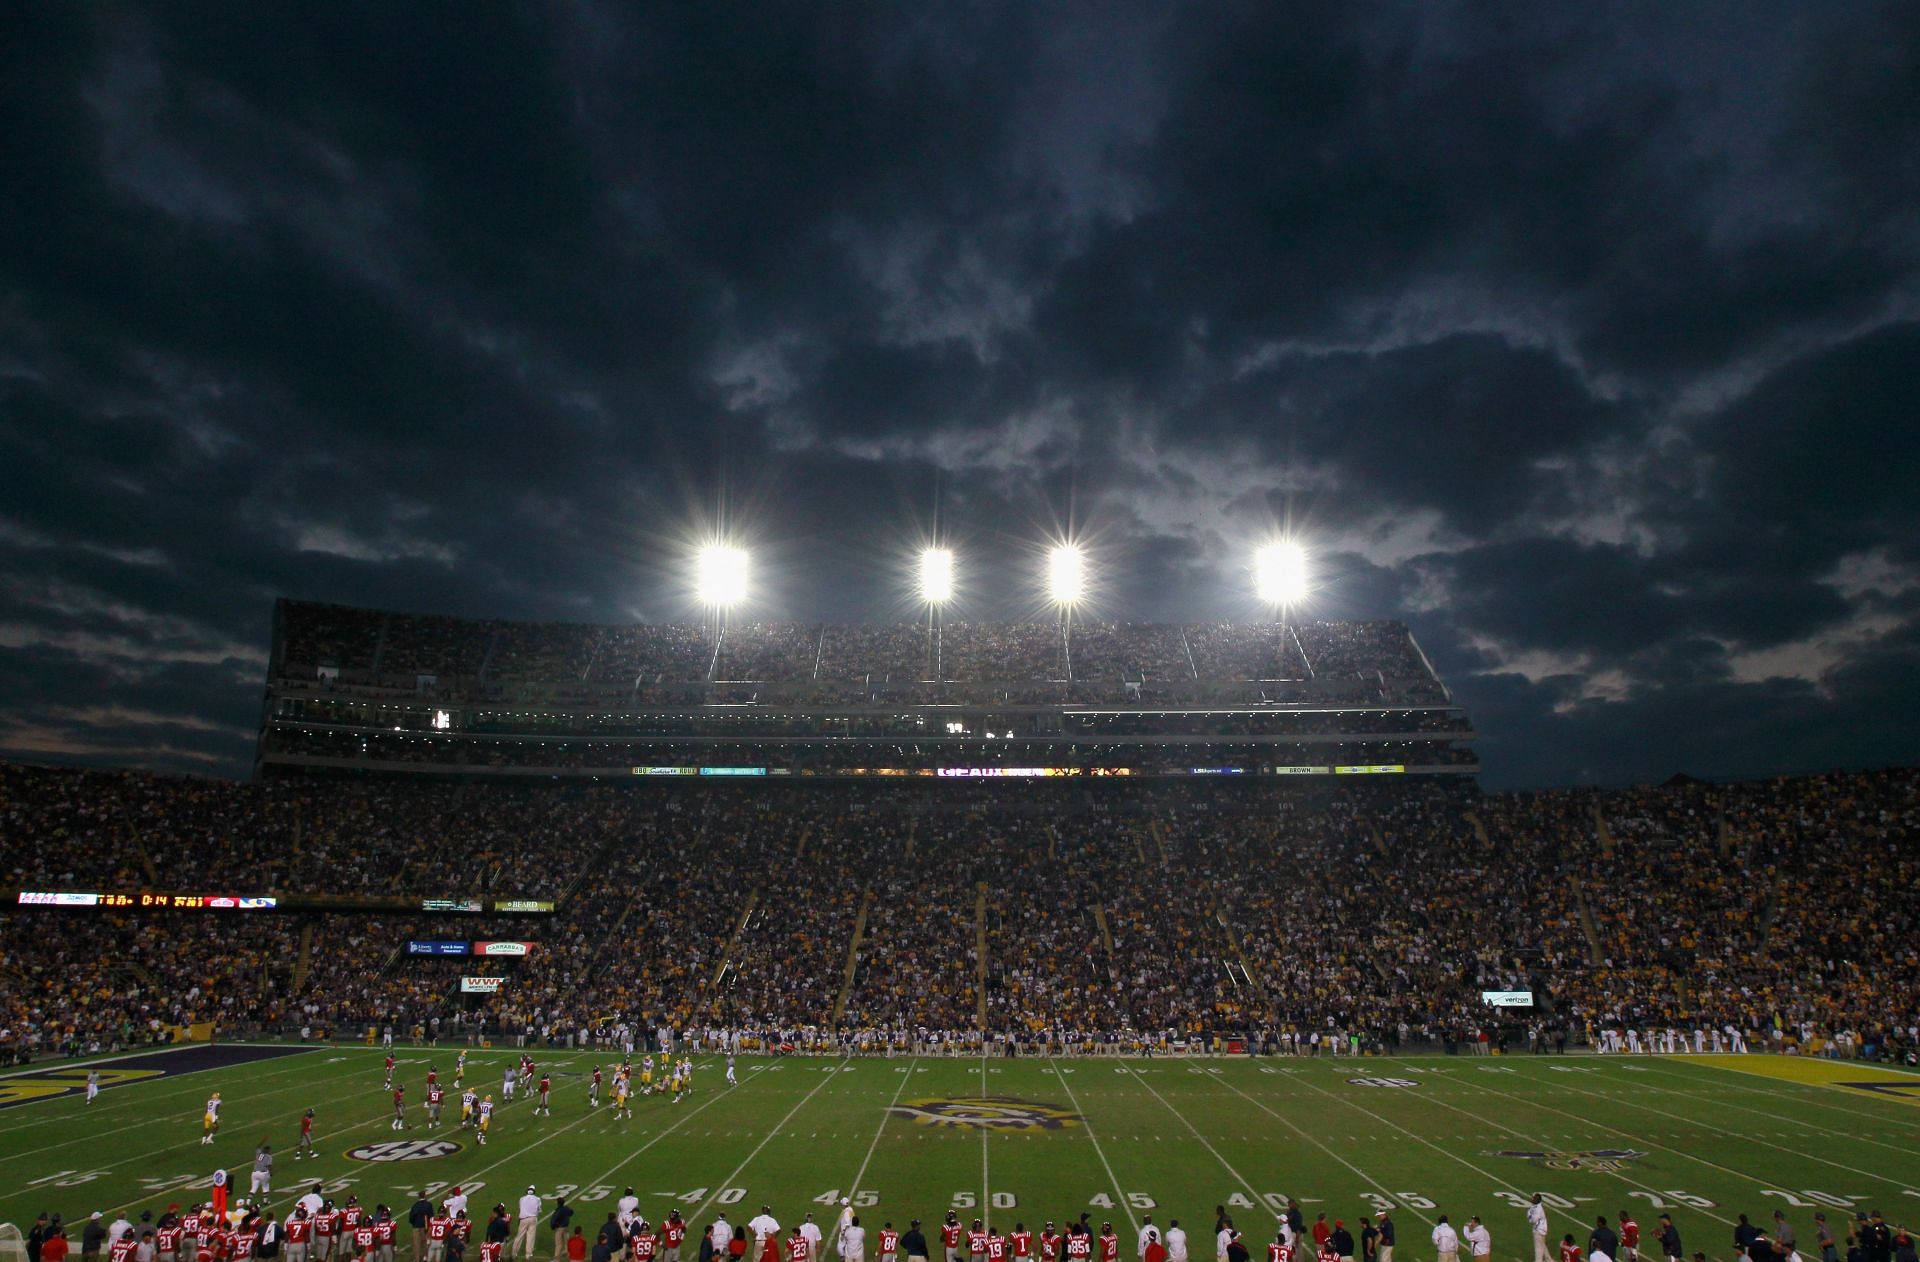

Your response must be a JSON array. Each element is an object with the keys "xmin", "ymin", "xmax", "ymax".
[
  {"xmin": 980, "ymin": 1047, "xmax": 991, "ymax": 1225},
  {"xmin": 438, "ymin": 1057, "xmax": 737, "ymax": 1216},
  {"xmin": 1114, "ymin": 1067, "xmax": 1272, "ymax": 1228},
  {"xmin": 848, "ymin": 1057, "xmax": 917, "ymax": 1198},
  {"xmin": 1046, "ymin": 1058, "xmax": 1138, "ymax": 1237},
  {"xmin": 1578, "ymin": 1061, "xmax": 1919, "ymax": 1168},
  {"xmin": 102, "ymin": 1094, "xmax": 436, "ymax": 1218},
  {"xmin": 1633, "ymin": 1059, "xmax": 1911, "ymax": 1135},
  {"xmin": 1193, "ymin": 1071, "xmax": 1439, "ymax": 1228},
  {"xmin": 680, "ymin": 1057, "xmax": 853, "ymax": 1230},
  {"xmin": 1365, "ymin": 1059, "xmax": 1737, "ymax": 1228},
  {"xmin": 1397, "ymin": 1062, "xmax": 1802, "ymax": 1215},
  {"xmin": 0, "ymin": 1050, "xmax": 332, "ymax": 1137},
  {"xmin": 16, "ymin": 1073, "xmax": 410, "ymax": 1197},
  {"xmin": 1453, "ymin": 1061, "xmax": 1916, "ymax": 1197}
]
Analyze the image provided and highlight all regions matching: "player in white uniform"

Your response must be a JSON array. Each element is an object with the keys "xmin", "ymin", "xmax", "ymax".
[
  {"xmin": 502, "ymin": 1066, "xmax": 516, "ymax": 1101},
  {"xmin": 726, "ymin": 1056, "xmax": 738, "ymax": 1087}
]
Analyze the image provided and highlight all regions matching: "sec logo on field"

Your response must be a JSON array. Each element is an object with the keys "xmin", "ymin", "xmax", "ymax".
[
  {"xmin": 346, "ymin": 1139, "xmax": 462, "ymax": 1162},
  {"xmin": 1348, "ymin": 1077, "xmax": 1419, "ymax": 1088},
  {"xmin": 889, "ymin": 1097, "xmax": 1082, "ymax": 1132}
]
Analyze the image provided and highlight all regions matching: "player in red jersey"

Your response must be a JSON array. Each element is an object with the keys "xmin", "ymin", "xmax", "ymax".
[
  {"xmin": 111, "ymin": 1234, "xmax": 139, "ymax": 1262},
  {"xmin": 157, "ymin": 1221, "xmax": 185, "ymax": 1262},
  {"xmin": 789, "ymin": 1231, "xmax": 811, "ymax": 1262},
  {"xmin": 536, "ymin": 1074, "xmax": 551, "ymax": 1116},
  {"xmin": 1009, "ymin": 1230, "xmax": 1032, "ymax": 1262},
  {"xmin": 988, "ymin": 1234, "xmax": 1008, "ymax": 1262},
  {"xmin": 352, "ymin": 1221, "xmax": 376, "ymax": 1262},
  {"xmin": 662, "ymin": 1215, "xmax": 687, "ymax": 1262},
  {"xmin": 373, "ymin": 1210, "xmax": 398, "ymax": 1262},
  {"xmin": 970, "ymin": 1223, "xmax": 989, "ymax": 1262},
  {"xmin": 1066, "ymin": 1233, "xmax": 1092, "ymax": 1262},
  {"xmin": 232, "ymin": 1219, "xmax": 260, "ymax": 1262},
  {"xmin": 284, "ymin": 1210, "xmax": 311, "ymax": 1262},
  {"xmin": 426, "ymin": 1066, "xmax": 438, "ymax": 1090},
  {"xmin": 589, "ymin": 1067, "xmax": 603, "ymax": 1108},
  {"xmin": 1099, "ymin": 1229, "xmax": 1119, "ymax": 1262},
  {"xmin": 384, "ymin": 1056, "xmax": 396, "ymax": 1089},
  {"xmin": 427, "ymin": 1084, "xmax": 445, "ymax": 1125},
  {"xmin": 634, "ymin": 1223, "xmax": 661, "ymax": 1262},
  {"xmin": 878, "ymin": 1226, "xmax": 900, "ymax": 1262},
  {"xmin": 941, "ymin": 1219, "xmax": 963, "ymax": 1262},
  {"xmin": 1617, "ymin": 1216, "xmax": 1638, "ymax": 1262},
  {"xmin": 1040, "ymin": 1226, "xmax": 1061, "ymax": 1262},
  {"xmin": 425, "ymin": 1213, "xmax": 452, "ymax": 1262},
  {"xmin": 296, "ymin": 1108, "xmax": 317, "ymax": 1161},
  {"xmin": 314, "ymin": 1204, "xmax": 340, "ymax": 1262},
  {"xmin": 1559, "ymin": 1239, "xmax": 1582, "ymax": 1262}
]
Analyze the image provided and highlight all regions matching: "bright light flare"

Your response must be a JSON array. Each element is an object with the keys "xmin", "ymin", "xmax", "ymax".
[
  {"xmin": 1047, "ymin": 545, "xmax": 1085, "ymax": 605},
  {"xmin": 919, "ymin": 548, "xmax": 955, "ymax": 604},
  {"xmin": 695, "ymin": 545, "xmax": 750, "ymax": 607},
  {"xmin": 1254, "ymin": 542, "xmax": 1309, "ymax": 606}
]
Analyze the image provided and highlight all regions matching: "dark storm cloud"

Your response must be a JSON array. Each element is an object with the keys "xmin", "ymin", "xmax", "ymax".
[{"xmin": 0, "ymin": 0, "xmax": 1915, "ymax": 786}]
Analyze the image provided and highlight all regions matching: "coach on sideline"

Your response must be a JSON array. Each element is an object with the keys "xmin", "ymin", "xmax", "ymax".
[
  {"xmin": 411, "ymin": 1195, "xmax": 435, "ymax": 1262},
  {"xmin": 517, "ymin": 1190, "xmax": 543, "ymax": 1262},
  {"xmin": 903, "ymin": 1222, "xmax": 930, "ymax": 1262}
]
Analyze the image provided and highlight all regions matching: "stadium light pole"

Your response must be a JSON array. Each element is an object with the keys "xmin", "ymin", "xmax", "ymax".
[
  {"xmin": 1254, "ymin": 542, "xmax": 1309, "ymax": 613},
  {"xmin": 1047, "ymin": 545, "xmax": 1084, "ymax": 607},
  {"xmin": 920, "ymin": 548, "xmax": 954, "ymax": 680},
  {"xmin": 695, "ymin": 545, "xmax": 750, "ymax": 678},
  {"xmin": 696, "ymin": 544, "xmax": 751, "ymax": 609},
  {"xmin": 1048, "ymin": 545, "xmax": 1084, "ymax": 682}
]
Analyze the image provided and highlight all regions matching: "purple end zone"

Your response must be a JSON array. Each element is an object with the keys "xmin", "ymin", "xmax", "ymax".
[{"xmin": 0, "ymin": 1043, "xmax": 315, "ymax": 1109}]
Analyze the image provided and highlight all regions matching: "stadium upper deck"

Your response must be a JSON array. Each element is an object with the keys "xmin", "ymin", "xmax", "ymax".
[{"xmin": 260, "ymin": 599, "xmax": 1475, "ymax": 778}]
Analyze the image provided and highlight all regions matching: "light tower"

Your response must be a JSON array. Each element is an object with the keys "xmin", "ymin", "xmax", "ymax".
[{"xmin": 919, "ymin": 548, "xmax": 954, "ymax": 680}]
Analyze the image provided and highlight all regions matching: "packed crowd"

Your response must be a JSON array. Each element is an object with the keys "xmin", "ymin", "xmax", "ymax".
[{"xmin": 1, "ymin": 764, "xmax": 1914, "ymax": 1062}]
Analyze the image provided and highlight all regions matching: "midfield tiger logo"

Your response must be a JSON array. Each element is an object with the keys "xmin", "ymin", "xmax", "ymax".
[
  {"xmin": 889, "ymin": 1097, "xmax": 1082, "ymax": 1132},
  {"xmin": 1493, "ymin": 1149, "xmax": 1645, "ymax": 1172}
]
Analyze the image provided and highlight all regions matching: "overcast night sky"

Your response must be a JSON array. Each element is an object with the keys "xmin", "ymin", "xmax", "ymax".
[{"xmin": 1, "ymin": 2, "xmax": 1917, "ymax": 789}]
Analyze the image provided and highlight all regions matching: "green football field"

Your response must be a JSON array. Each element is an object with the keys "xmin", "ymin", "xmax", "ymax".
[{"xmin": 4, "ymin": 1046, "xmax": 1918, "ymax": 1259}]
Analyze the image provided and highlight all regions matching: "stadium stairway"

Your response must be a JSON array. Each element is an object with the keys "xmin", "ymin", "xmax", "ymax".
[
  {"xmin": 135, "ymin": 836, "xmax": 159, "ymax": 885},
  {"xmin": 1464, "ymin": 811, "xmax": 1493, "ymax": 852},
  {"xmin": 708, "ymin": 889, "xmax": 760, "ymax": 991},
  {"xmin": 831, "ymin": 889, "xmax": 873, "ymax": 1026},
  {"xmin": 974, "ymin": 882, "xmax": 989, "ymax": 1031},
  {"xmin": 1213, "ymin": 904, "xmax": 1267, "ymax": 1002},
  {"xmin": 292, "ymin": 919, "xmax": 316, "ymax": 992},
  {"xmin": 1093, "ymin": 903, "xmax": 1114, "ymax": 955},
  {"xmin": 1147, "ymin": 819, "xmax": 1170, "ymax": 865},
  {"xmin": 1570, "ymin": 880, "xmax": 1606, "ymax": 966},
  {"xmin": 1593, "ymin": 805, "xmax": 1616, "ymax": 858}
]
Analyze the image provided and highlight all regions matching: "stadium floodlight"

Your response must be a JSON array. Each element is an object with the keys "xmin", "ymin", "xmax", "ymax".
[
  {"xmin": 1047, "ymin": 545, "xmax": 1085, "ymax": 606},
  {"xmin": 1254, "ymin": 541, "xmax": 1309, "ymax": 607},
  {"xmin": 919, "ymin": 548, "xmax": 955, "ymax": 604},
  {"xmin": 695, "ymin": 545, "xmax": 750, "ymax": 608}
]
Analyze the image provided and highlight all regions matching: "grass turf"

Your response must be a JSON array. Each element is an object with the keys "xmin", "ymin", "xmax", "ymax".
[{"xmin": 3, "ymin": 1047, "xmax": 1917, "ymax": 1259}]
